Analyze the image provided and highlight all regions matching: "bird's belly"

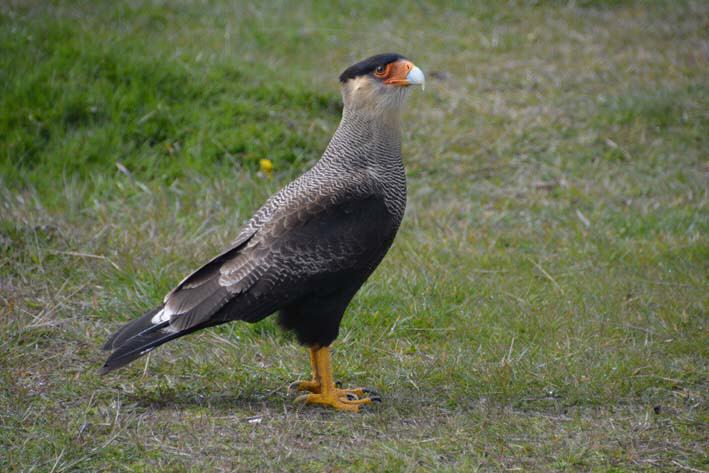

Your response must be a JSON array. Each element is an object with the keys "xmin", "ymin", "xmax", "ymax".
[{"xmin": 276, "ymin": 216, "xmax": 399, "ymax": 348}]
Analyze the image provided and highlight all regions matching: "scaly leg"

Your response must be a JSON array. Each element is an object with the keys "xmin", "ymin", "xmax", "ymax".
[
  {"xmin": 288, "ymin": 347, "xmax": 321, "ymax": 394},
  {"xmin": 292, "ymin": 346, "xmax": 380, "ymax": 412}
]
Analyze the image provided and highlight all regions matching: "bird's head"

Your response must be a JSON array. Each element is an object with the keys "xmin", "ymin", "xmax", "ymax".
[{"xmin": 338, "ymin": 53, "xmax": 425, "ymax": 118}]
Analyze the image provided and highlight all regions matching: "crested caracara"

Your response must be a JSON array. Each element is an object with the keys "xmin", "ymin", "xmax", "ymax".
[{"xmin": 101, "ymin": 53, "xmax": 425, "ymax": 412}]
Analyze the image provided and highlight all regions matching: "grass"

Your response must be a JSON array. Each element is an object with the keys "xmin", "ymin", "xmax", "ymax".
[{"xmin": 1, "ymin": 0, "xmax": 707, "ymax": 471}]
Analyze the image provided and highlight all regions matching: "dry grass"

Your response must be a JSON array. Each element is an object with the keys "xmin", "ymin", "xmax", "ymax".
[{"xmin": 1, "ymin": 0, "xmax": 707, "ymax": 471}]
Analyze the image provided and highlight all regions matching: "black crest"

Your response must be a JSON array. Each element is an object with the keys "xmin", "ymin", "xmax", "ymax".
[{"xmin": 339, "ymin": 53, "xmax": 406, "ymax": 83}]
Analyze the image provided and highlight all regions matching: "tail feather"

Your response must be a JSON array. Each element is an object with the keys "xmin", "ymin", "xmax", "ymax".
[
  {"xmin": 100, "ymin": 305, "xmax": 224, "ymax": 374},
  {"xmin": 101, "ymin": 305, "xmax": 173, "ymax": 374},
  {"xmin": 99, "ymin": 327, "xmax": 177, "ymax": 374},
  {"xmin": 102, "ymin": 306, "xmax": 164, "ymax": 351}
]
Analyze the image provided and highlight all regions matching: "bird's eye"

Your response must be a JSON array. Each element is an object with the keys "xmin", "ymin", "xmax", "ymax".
[{"xmin": 374, "ymin": 65, "xmax": 387, "ymax": 76}]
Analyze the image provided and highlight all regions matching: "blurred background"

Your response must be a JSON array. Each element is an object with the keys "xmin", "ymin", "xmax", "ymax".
[{"xmin": 1, "ymin": 1, "xmax": 706, "ymax": 471}]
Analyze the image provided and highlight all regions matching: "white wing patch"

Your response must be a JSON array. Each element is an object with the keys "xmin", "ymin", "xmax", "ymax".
[{"xmin": 150, "ymin": 307, "xmax": 172, "ymax": 324}]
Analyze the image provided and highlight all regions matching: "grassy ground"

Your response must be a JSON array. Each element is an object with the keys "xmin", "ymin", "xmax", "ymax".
[{"xmin": 1, "ymin": 0, "xmax": 707, "ymax": 471}]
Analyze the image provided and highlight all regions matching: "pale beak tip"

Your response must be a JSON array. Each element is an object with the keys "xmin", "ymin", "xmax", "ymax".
[{"xmin": 406, "ymin": 65, "xmax": 426, "ymax": 90}]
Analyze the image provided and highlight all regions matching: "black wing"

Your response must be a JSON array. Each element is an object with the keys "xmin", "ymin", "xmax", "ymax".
[{"xmin": 101, "ymin": 178, "xmax": 393, "ymax": 372}]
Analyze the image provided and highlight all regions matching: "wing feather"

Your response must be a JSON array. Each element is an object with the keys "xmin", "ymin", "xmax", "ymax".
[
  {"xmin": 101, "ymin": 175, "xmax": 396, "ymax": 371},
  {"xmin": 159, "ymin": 175, "xmax": 389, "ymax": 331}
]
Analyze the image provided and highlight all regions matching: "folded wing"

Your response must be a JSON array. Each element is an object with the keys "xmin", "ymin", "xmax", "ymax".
[{"xmin": 101, "ymin": 176, "xmax": 392, "ymax": 372}]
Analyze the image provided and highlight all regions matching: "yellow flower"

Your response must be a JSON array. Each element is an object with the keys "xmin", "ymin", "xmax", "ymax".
[{"xmin": 259, "ymin": 158, "xmax": 273, "ymax": 176}]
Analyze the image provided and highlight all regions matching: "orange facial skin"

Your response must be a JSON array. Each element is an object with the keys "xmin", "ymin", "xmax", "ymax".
[{"xmin": 375, "ymin": 59, "xmax": 415, "ymax": 86}]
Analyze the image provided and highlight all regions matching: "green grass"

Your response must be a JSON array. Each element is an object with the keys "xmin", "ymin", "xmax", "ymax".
[{"xmin": 1, "ymin": 0, "xmax": 707, "ymax": 471}]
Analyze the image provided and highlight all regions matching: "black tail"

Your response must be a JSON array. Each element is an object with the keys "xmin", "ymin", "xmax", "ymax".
[
  {"xmin": 100, "ymin": 305, "xmax": 186, "ymax": 374},
  {"xmin": 102, "ymin": 306, "xmax": 164, "ymax": 351}
]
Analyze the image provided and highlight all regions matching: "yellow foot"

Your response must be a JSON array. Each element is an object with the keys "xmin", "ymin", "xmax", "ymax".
[
  {"xmin": 291, "ymin": 346, "xmax": 381, "ymax": 412},
  {"xmin": 336, "ymin": 386, "xmax": 380, "ymax": 400},
  {"xmin": 295, "ymin": 388, "xmax": 381, "ymax": 412},
  {"xmin": 289, "ymin": 381, "xmax": 379, "ymax": 400},
  {"xmin": 288, "ymin": 380, "xmax": 321, "ymax": 394}
]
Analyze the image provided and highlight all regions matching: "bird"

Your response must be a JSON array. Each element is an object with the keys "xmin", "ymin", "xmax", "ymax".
[{"xmin": 100, "ymin": 53, "xmax": 425, "ymax": 412}]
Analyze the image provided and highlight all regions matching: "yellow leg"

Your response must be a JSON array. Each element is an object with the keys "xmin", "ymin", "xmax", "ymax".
[
  {"xmin": 291, "ymin": 346, "xmax": 380, "ymax": 412},
  {"xmin": 288, "ymin": 347, "xmax": 321, "ymax": 394}
]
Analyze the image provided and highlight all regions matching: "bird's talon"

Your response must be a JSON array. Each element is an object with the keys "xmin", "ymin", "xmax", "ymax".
[
  {"xmin": 288, "ymin": 380, "xmax": 321, "ymax": 395},
  {"xmin": 294, "ymin": 393, "xmax": 310, "ymax": 404},
  {"xmin": 292, "ymin": 347, "xmax": 383, "ymax": 412},
  {"xmin": 296, "ymin": 385, "xmax": 381, "ymax": 411}
]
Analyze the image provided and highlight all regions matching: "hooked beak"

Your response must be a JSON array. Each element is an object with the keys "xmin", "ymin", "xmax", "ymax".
[
  {"xmin": 385, "ymin": 60, "xmax": 426, "ymax": 90},
  {"xmin": 405, "ymin": 65, "xmax": 426, "ymax": 90}
]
